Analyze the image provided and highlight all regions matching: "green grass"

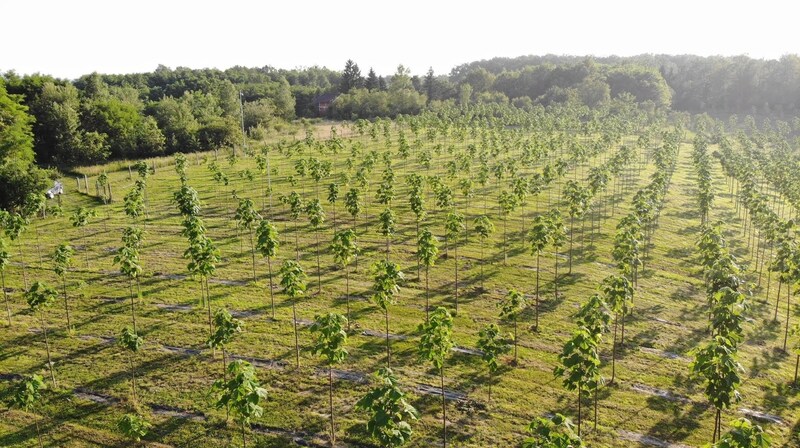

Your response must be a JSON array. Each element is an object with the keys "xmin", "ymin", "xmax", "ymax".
[{"xmin": 1, "ymin": 124, "xmax": 798, "ymax": 447}]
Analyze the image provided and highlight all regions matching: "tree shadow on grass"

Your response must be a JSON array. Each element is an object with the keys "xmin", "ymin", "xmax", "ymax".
[{"xmin": 645, "ymin": 400, "xmax": 708, "ymax": 443}]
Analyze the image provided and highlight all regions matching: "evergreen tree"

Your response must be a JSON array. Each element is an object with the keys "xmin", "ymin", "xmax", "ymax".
[{"xmin": 340, "ymin": 60, "xmax": 364, "ymax": 93}]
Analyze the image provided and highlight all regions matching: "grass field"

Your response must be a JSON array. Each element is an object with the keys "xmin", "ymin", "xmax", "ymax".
[{"xmin": 1, "ymin": 119, "xmax": 798, "ymax": 447}]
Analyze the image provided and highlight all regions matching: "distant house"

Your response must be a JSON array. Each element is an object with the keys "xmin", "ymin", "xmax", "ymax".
[{"xmin": 313, "ymin": 93, "xmax": 337, "ymax": 116}]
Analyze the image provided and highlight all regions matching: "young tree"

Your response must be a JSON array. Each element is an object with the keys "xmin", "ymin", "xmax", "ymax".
[
  {"xmin": 234, "ymin": 198, "xmax": 262, "ymax": 282},
  {"xmin": 708, "ymin": 418, "xmax": 771, "ymax": 448},
  {"xmin": 305, "ymin": 199, "xmax": 326, "ymax": 292},
  {"xmin": 0, "ymin": 237, "xmax": 9, "ymax": 325},
  {"xmin": 9, "ymin": 374, "xmax": 46, "ymax": 448},
  {"xmin": 255, "ymin": 219, "xmax": 280, "ymax": 319},
  {"xmin": 602, "ymin": 274, "xmax": 633, "ymax": 383},
  {"xmin": 52, "ymin": 243, "xmax": 74, "ymax": 329},
  {"xmin": 70, "ymin": 207, "xmax": 96, "ymax": 268},
  {"xmin": 356, "ymin": 367, "xmax": 419, "ymax": 448},
  {"xmin": 279, "ymin": 259, "xmax": 307, "ymax": 368},
  {"xmin": 522, "ymin": 413, "xmax": 584, "ymax": 448},
  {"xmin": 212, "ymin": 360, "xmax": 268, "ymax": 448},
  {"xmin": 575, "ymin": 293, "xmax": 611, "ymax": 429},
  {"xmin": 117, "ymin": 413, "xmax": 151, "ymax": 445},
  {"xmin": 123, "ymin": 182, "xmax": 145, "ymax": 224},
  {"xmin": 498, "ymin": 190, "xmax": 518, "ymax": 265},
  {"xmin": 553, "ymin": 327, "xmax": 601, "ymax": 436},
  {"xmin": 208, "ymin": 308, "xmax": 243, "ymax": 384},
  {"xmin": 2, "ymin": 212, "xmax": 29, "ymax": 289},
  {"xmin": 564, "ymin": 181, "xmax": 590, "ymax": 274},
  {"xmin": 185, "ymin": 235, "xmax": 220, "ymax": 337},
  {"xmin": 371, "ymin": 260, "xmax": 404, "ymax": 366},
  {"xmin": 344, "ymin": 187, "xmax": 362, "ymax": 268},
  {"xmin": 407, "ymin": 178, "xmax": 426, "ymax": 279},
  {"xmin": 283, "ymin": 191, "xmax": 304, "ymax": 260},
  {"xmin": 114, "ymin": 234, "xmax": 144, "ymax": 333},
  {"xmin": 254, "ymin": 150, "xmax": 272, "ymax": 213},
  {"xmin": 499, "ymin": 289, "xmax": 528, "ymax": 363},
  {"xmin": 477, "ymin": 323, "xmax": 511, "ymax": 403},
  {"xmin": 529, "ymin": 215, "xmax": 551, "ymax": 331},
  {"xmin": 444, "ymin": 211, "xmax": 465, "ymax": 312},
  {"xmin": 417, "ymin": 306, "xmax": 454, "ymax": 448},
  {"xmin": 473, "ymin": 215, "xmax": 494, "ymax": 290},
  {"xmin": 548, "ymin": 209, "xmax": 568, "ymax": 299},
  {"xmin": 344, "ymin": 187, "xmax": 362, "ymax": 231},
  {"xmin": 330, "ymin": 229, "xmax": 358, "ymax": 330},
  {"xmin": 118, "ymin": 327, "xmax": 143, "ymax": 403},
  {"xmin": 690, "ymin": 336, "xmax": 743, "ymax": 443},
  {"xmin": 376, "ymin": 207, "xmax": 395, "ymax": 259},
  {"xmin": 417, "ymin": 227, "xmax": 439, "ymax": 320},
  {"xmin": 25, "ymin": 281, "xmax": 58, "ymax": 386},
  {"xmin": 133, "ymin": 160, "xmax": 152, "ymax": 218},
  {"xmin": 310, "ymin": 313, "xmax": 349, "ymax": 446},
  {"xmin": 327, "ymin": 182, "xmax": 340, "ymax": 230}
]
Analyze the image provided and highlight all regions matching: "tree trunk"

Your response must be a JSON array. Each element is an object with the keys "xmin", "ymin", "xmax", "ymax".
[
  {"xmin": 250, "ymin": 231, "xmax": 257, "ymax": 283},
  {"xmin": 784, "ymin": 287, "xmax": 792, "ymax": 351},
  {"xmin": 2, "ymin": 270, "xmax": 10, "ymax": 325},
  {"xmin": 62, "ymin": 275, "xmax": 71, "ymax": 329},
  {"xmin": 329, "ymin": 365, "xmax": 335, "ymax": 446},
  {"xmin": 416, "ymin": 221, "xmax": 421, "ymax": 280},
  {"xmin": 267, "ymin": 258, "xmax": 275, "ymax": 319},
  {"xmin": 554, "ymin": 250, "xmax": 559, "ymax": 299},
  {"xmin": 83, "ymin": 227, "xmax": 89, "ymax": 268},
  {"xmin": 611, "ymin": 315, "xmax": 618, "ymax": 383},
  {"xmin": 503, "ymin": 217, "xmax": 507, "ymax": 265},
  {"xmin": 385, "ymin": 309, "xmax": 391, "ymax": 367},
  {"xmin": 242, "ymin": 420, "xmax": 247, "ymax": 448},
  {"xmin": 18, "ymin": 241, "xmax": 28, "ymax": 290},
  {"xmin": 454, "ymin": 244, "xmax": 459, "ymax": 314},
  {"xmin": 36, "ymin": 419, "xmax": 43, "ymax": 448},
  {"xmin": 129, "ymin": 280, "xmax": 137, "ymax": 334},
  {"xmin": 441, "ymin": 366, "xmax": 447, "ymax": 448},
  {"xmin": 775, "ymin": 280, "xmax": 782, "ymax": 321},
  {"xmin": 206, "ymin": 277, "xmax": 213, "ymax": 339},
  {"xmin": 594, "ymin": 382, "xmax": 598, "ymax": 431},
  {"xmin": 425, "ymin": 265, "xmax": 430, "ymax": 322},
  {"xmin": 513, "ymin": 317, "xmax": 518, "ymax": 364},
  {"xmin": 41, "ymin": 310, "xmax": 56, "ymax": 387},
  {"xmin": 577, "ymin": 387, "xmax": 582, "ymax": 437},
  {"xmin": 294, "ymin": 219, "xmax": 299, "ymax": 261},
  {"xmin": 535, "ymin": 254, "xmax": 540, "ymax": 330},
  {"xmin": 129, "ymin": 353, "xmax": 137, "ymax": 403},
  {"xmin": 794, "ymin": 354, "xmax": 799, "ymax": 384},
  {"xmin": 480, "ymin": 242, "xmax": 485, "ymax": 290},
  {"xmin": 317, "ymin": 230, "xmax": 322, "ymax": 293},
  {"xmin": 293, "ymin": 301, "xmax": 300, "ymax": 369},
  {"xmin": 569, "ymin": 216, "xmax": 574, "ymax": 274},
  {"xmin": 353, "ymin": 215, "xmax": 358, "ymax": 272}
]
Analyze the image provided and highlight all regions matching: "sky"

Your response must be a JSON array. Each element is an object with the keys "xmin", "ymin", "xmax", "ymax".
[{"xmin": 2, "ymin": 0, "xmax": 797, "ymax": 80}]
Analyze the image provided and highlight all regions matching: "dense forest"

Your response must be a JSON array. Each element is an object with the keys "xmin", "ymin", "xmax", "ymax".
[{"xmin": 2, "ymin": 54, "xmax": 800, "ymax": 210}]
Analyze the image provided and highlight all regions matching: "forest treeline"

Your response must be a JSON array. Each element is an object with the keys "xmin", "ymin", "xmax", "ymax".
[{"xmin": 2, "ymin": 53, "xmax": 800, "ymax": 210}]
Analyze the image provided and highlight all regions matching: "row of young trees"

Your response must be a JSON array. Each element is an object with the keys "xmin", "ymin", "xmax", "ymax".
[
  {"xmin": 715, "ymin": 134, "xmax": 800, "ymax": 381},
  {"xmin": 548, "ymin": 130, "xmax": 679, "ymax": 437},
  {"xmin": 693, "ymin": 223, "xmax": 750, "ymax": 444}
]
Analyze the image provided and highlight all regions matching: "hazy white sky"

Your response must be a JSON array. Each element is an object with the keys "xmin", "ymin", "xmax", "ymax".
[{"xmin": 2, "ymin": 0, "xmax": 796, "ymax": 79}]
